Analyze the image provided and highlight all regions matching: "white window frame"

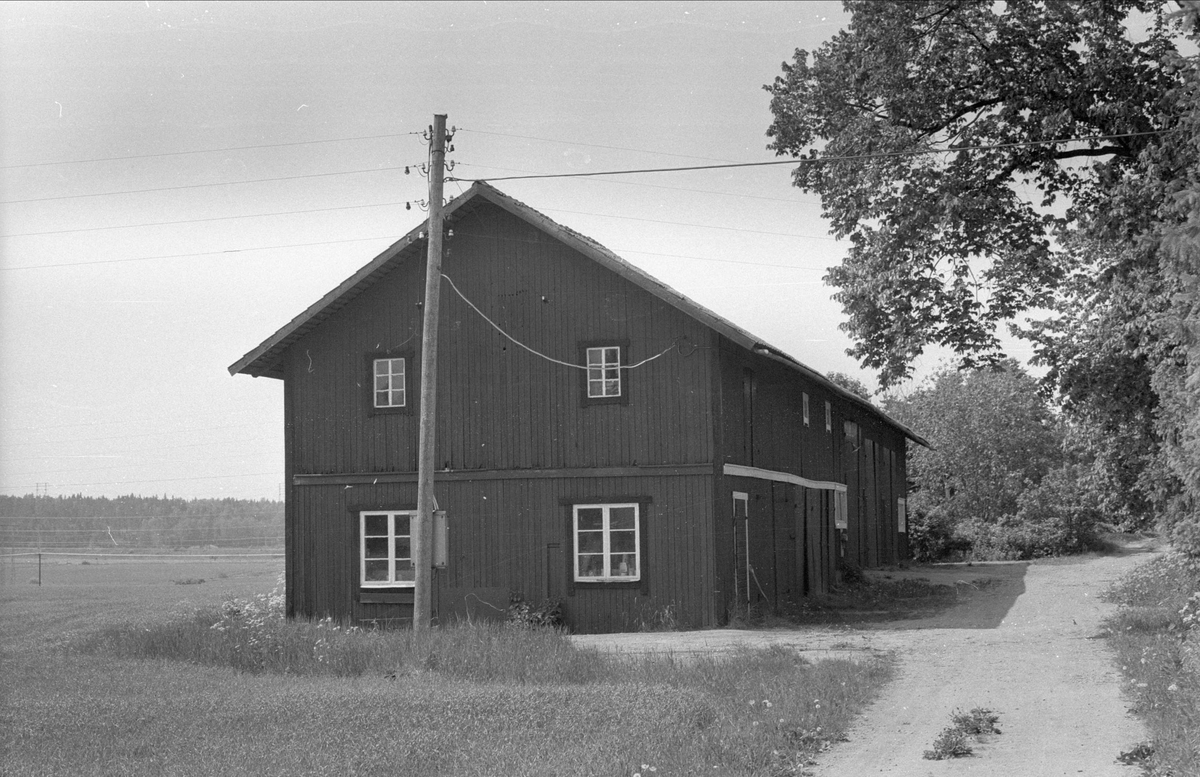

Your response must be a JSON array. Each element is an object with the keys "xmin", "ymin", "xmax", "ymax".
[
  {"xmin": 360, "ymin": 510, "xmax": 415, "ymax": 587},
  {"xmin": 802, "ymin": 392, "xmax": 810, "ymax": 426},
  {"xmin": 825, "ymin": 401, "xmax": 832, "ymax": 433},
  {"xmin": 573, "ymin": 503, "xmax": 640, "ymax": 582},
  {"xmin": 373, "ymin": 357, "xmax": 406, "ymax": 408},
  {"xmin": 586, "ymin": 346, "xmax": 622, "ymax": 399}
]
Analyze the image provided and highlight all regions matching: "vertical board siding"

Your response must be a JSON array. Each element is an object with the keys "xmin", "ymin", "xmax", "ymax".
[
  {"xmin": 285, "ymin": 203, "xmax": 713, "ymax": 479},
  {"xmin": 712, "ymin": 339, "xmax": 913, "ymax": 613},
  {"xmin": 289, "ymin": 474, "xmax": 715, "ymax": 634},
  {"xmin": 274, "ymin": 200, "xmax": 914, "ymax": 632}
]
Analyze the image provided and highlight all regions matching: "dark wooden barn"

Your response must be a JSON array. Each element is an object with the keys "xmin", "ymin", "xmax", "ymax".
[{"xmin": 229, "ymin": 181, "xmax": 928, "ymax": 633}]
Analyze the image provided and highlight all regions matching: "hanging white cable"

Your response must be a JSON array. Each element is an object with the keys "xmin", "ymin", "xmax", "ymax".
[{"xmin": 440, "ymin": 272, "xmax": 675, "ymax": 370}]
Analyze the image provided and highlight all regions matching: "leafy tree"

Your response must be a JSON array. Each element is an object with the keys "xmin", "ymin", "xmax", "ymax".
[
  {"xmin": 767, "ymin": 0, "xmax": 1200, "ymax": 547},
  {"xmin": 826, "ymin": 371, "xmax": 873, "ymax": 400},
  {"xmin": 884, "ymin": 362, "xmax": 1100, "ymax": 560},
  {"xmin": 765, "ymin": 0, "xmax": 1187, "ymax": 386}
]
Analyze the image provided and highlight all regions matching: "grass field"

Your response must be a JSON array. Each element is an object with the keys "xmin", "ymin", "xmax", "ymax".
[{"xmin": 1, "ymin": 553, "xmax": 893, "ymax": 777}]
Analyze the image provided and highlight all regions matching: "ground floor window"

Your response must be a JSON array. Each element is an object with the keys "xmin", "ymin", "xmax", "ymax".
[
  {"xmin": 573, "ymin": 503, "xmax": 640, "ymax": 582},
  {"xmin": 360, "ymin": 510, "xmax": 415, "ymax": 587}
]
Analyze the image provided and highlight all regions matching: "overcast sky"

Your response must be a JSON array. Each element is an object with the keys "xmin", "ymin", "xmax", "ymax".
[{"xmin": 1, "ymin": 1, "xmax": 986, "ymax": 501}]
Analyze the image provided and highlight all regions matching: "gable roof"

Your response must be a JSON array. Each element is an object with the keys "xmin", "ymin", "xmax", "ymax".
[{"xmin": 228, "ymin": 181, "xmax": 928, "ymax": 446}]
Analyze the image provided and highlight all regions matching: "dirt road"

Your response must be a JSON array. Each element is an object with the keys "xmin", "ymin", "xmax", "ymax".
[{"xmin": 573, "ymin": 547, "xmax": 1154, "ymax": 776}]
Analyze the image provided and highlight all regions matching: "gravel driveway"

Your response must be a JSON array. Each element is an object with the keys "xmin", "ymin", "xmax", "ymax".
[{"xmin": 573, "ymin": 545, "xmax": 1154, "ymax": 776}]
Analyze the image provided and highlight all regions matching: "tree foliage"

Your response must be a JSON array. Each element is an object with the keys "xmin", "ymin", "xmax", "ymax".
[
  {"xmin": 768, "ymin": 0, "xmax": 1200, "ymax": 548},
  {"xmin": 0, "ymin": 494, "xmax": 284, "ymax": 549},
  {"xmin": 884, "ymin": 362, "xmax": 1101, "ymax": 560},
  {"xmin": 825, "ymin": 371, "xmax": 873, "ymax": 399},
  {"xmin": 765, "ymin": 0, "xmax": 1187, "ymax": 384}
]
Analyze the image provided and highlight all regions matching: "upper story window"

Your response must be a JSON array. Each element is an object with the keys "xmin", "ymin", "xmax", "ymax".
[
  {"xmin": 587, "ymin": 346, "xmax": 621, "ymax": 398},
  {"xmin": 573, "ymin": 503, "xmax": 640, "ymax": 582},
  {"xmin": 367, "ymin": 352, "xmax": 414, "ymax": 415},
  {"xmin": 580, "ymin": 341, "xmax": 629, "ymax": 406},
  {"xmin": 360, "ymin": 511, "xmax": 415, "ymax": 587},
  {"xmin": 374, "ymin": 357, "xmax": 406, "ymax": 408},
  {"xmin": 802, "ymin": 392, "xmax": 810, "ymax": 426},
  {"xmin": 825, "ymin": 401, "xmax": 832, "ymax": 433}
]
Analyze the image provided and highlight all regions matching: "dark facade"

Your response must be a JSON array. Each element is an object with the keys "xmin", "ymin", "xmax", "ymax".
[{"xmin": 230, "ymin": 182, "xmax": 925, "ymax": 633}]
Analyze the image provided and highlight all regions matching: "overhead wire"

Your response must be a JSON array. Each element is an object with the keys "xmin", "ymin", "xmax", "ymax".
[
  {"xmin": 441, "ymin": 273, "xmax": 676, "ymax": 371},
  {"xmin": 448, "ymin": 131, "xmax": 1164, "ymax": 183},
  {"xmin": 0, "ymin": 201, "xmax": 417, "ymax": 239},
  {"xmin": 0, "ymin": 234, "xmax": 403, "ymax": 271},
  {"xmin": 0, "ymin": 131, "xmax": 426, "ymax": 170},
  {"xmin": 0, "ymin": 164, "xmax": 425, "ymax": 205}
]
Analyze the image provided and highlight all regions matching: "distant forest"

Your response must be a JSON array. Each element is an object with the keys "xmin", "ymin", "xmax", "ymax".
[{"xmin": 0, "ymin": 494, "xmax": 283, "ymax": 550}]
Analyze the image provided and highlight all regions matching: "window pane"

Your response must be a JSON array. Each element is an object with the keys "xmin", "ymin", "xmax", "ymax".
[
  {"xmin": 394, "ymin": 514, "xmax": 411, "ymax": 536},
  {"xmin": 375, "ymin": 374, "xmax": 389, "ymax": 391},
  {"xmin": 365, "ymin": 537, "xmax": 389, "ymax": 558},
  {"xmin": 578, "ymin": 554, "xmax": 604, "ymax": 577},
  {"xmin": 604, "ymin": 347, "xmax": 620, "ymax": 363},
  {"xmin": 364, "ymin": 560, "xmax": 389, "ymax": 582},
  {"xmin": 577, "ymin": 531, "xmax": 603, "ymax": 554},
  {"xmin": 587, "ymin": 348, "xmax": 603, "ymax": 367},
  {"xmin": 576, "ymin": 508, "xmax": 603, "ymax": 531},
  {"xmin": 610, "ymin": 530, "xmax": 636, "ymax": 554},
  {"xmin": 611, "ymin": 554, "xmax": 635, "ymax": 576},
  {"xmin": 390, "ymin": 388, "xmax": 405, "ymax": 406},
  {"xmin": 364, "ymin": 514, "xmax": 387, "ymax": 536},
  {"xmin": 394, "ymin": 536, "xmax": 411, "ymax": 561},
  {"xmin": 395, "ymin": 566, "xmax": 415, "ymax": 583},
  {"xmin": 610, "ymin": 507, "xmax": 635, "ymax": 530}
]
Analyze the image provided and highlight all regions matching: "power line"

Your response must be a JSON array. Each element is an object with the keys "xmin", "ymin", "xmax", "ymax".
[
  {"xmin": 441, "ymin": 272, "xmax": 676, "ymax": 371},
  {"xmin": 458, "ymin": 128, "xmax": 744, "ymax": 164},
  {"xmin": 0, "ymin": 131, "xmax": 425, "ymax": 171},
  {"xmin": 0, "ymin": 234, "xmax": 401, "ymax": 271},
  {"xmin": 0, "ymin": 201, "xmax": 415, "ymax": 239},
  {"xmin": 0, "ymin": 164, "xmax": 422, "ymax": 205},
  {"xmin": 449, "ymin": 131, "xmax": 1163, "ymax": 183}
]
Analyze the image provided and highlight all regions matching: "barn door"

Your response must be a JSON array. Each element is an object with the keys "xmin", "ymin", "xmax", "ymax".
[{"xmin": 732, "ymin": 492, "xmax": 749, "ymax": 605}]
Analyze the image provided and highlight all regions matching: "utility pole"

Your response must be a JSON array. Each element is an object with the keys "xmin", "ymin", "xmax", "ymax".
[{"xmin": 413, "ymin": 114, "xmax": 446, "ymax": 637}]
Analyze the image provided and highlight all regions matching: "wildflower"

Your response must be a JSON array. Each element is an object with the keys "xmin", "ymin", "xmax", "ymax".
[{"xmin": 763, "ymin": 700, "xmax": 773, "ymax": 708}]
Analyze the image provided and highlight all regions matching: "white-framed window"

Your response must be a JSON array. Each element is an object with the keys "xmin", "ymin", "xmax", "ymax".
[
  {"xmin": 373, "ymin": 357, "xmax": 406, "ymax": 408},
  {"xmin": 802, "ymin": 392, "xmax": 810, "ymax": 426},
  {"xmin": 586, "ymin": 346, "xmax": 622, "ymax": 399},
  {"xmin": 360, "ymin": 511, "xmax": 415, "ymax": 587},
  {"xmin": 573, "ymin": 503, "xmax": 640, "ymax": 582},
  {"xmin": 825, "ymin": 401, "xmax": 832, "ymax": 433}
]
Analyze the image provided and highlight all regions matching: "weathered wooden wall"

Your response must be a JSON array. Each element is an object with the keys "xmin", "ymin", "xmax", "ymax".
[
  {"xmin": 712, "ymin": 337, "xmax": 909, "ymax": 618},
  {"xmin": 282, "ymin": 202, "xmax": 721, "ymax": 631},
  {"xmin": 286, "ymin": 474, "xmax": 716, "ymax": 633}
]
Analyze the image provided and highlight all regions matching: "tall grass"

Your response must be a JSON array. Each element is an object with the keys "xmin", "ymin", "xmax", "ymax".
[
  {"xmin": 61, "ymin": 584, "xmax": 895, "ymax": 776},
  {"xmin": 1104, "ymin": 552, "xmax": 1200, "ymax": 775}
]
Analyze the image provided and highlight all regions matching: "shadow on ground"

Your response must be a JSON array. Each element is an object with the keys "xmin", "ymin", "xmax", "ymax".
[{"xmin": 768, "ymin": 562, "xmax": 1030, "ymax": 631}]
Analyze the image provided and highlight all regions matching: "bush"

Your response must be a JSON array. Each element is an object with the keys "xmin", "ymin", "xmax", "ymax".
[
  {"xmin": 948, "ymin": 466, "xmax": 1106, "ymax": 561},
  {"xmin": 506, "ymin": 592, "xmax": 563, "ymax": 629},
  {"xmin": 905, "ymin": 505, "xmax": 971, "ymax": 562}
]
